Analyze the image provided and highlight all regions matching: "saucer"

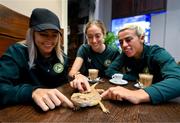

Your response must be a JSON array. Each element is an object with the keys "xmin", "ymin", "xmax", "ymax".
[
  {"xmin": 109, "ymin": 79, "xmax": 128, "ymax": 85},
  {"xmin": 134, "ymin": 83, "xmax": 144, "ymax": 88},
  {"xmin": 88, "ymin": 77, "xmax": 100, "ymax": 83}
]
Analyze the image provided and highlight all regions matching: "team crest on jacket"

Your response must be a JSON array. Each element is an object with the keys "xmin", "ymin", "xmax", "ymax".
[
  {"xmin": 87, "ymin": 57, "xmax": 91, "ymax": 63},
  {"xmin": 53, "ymin": 63, "xmax": 64, "ymax": 73},
  {"xmin": 104, "ymin": 59, "xmax": 111, "ymax": 67}
]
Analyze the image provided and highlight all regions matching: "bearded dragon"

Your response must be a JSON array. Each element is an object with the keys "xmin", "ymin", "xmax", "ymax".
[{"xmin": 71, "ymin": 83, "xmax": 109, "ymax": 113}]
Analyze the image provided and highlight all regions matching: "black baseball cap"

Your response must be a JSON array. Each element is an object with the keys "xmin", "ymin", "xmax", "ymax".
[{"xmin": 29, "ymin": 8, "xmax": 61, "ymax": 32}]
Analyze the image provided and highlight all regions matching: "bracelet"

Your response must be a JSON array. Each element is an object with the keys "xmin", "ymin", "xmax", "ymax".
[{"xmin": 73, "ymin": 72, "xmax": 80, "ymax": 79}]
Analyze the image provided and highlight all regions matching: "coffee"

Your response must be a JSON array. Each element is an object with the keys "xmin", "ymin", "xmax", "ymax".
[
  {"xmin": 139, "ymin": 73, "xmax": 153, "ymax": 88},
  {"xmin": 88, "ymin": 69, "xmax": 99, "ymax": 80}
]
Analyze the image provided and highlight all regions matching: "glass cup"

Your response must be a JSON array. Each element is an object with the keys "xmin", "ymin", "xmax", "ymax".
[
  {"xmin": 139, "ymin": 73, "xmax": 153, "ymax": 88},
  {"xmin": 88, "ymin": 69, "xmax": 99, "ymax": 80}
]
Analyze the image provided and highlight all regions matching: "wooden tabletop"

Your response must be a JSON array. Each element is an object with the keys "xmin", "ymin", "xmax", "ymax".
[{"xmin": 0, "ymin": 78, "xmax": 180, "ymax": 122}]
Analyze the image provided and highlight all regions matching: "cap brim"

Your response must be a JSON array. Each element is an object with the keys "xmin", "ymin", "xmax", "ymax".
[{"xmin": 32, "ymin": 23, "xmax": 60, "ymax": 32}]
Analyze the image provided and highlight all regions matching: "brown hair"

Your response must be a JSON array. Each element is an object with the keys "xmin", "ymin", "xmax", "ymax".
[{"xmin": 85, "ymin": 20, "xmax": 107, "ymax": 35}]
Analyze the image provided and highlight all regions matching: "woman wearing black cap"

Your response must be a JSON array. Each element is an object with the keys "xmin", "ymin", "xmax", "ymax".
[{"xmin": 0, "ymin": 8, "xmax": 74, "ymax": 111}]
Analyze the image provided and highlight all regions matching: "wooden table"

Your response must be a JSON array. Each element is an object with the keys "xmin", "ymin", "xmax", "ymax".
[{"xmin": 0, "ymin": 78, "xmax": 180, "ymax": 122}]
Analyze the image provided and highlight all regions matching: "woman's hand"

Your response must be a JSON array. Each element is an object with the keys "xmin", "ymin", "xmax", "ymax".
[
  {"xmin": 70, "ymin": 74, "xmax": 91, "ymax": 92},
  {"xmin": 32, "ymin": 88, "xmax": 74, "ymax": 111},
  {"xmin": 101, "ymin": 86, "xmax": 150, "ymax": 104}
]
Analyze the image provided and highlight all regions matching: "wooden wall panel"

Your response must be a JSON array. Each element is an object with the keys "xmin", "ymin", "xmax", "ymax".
[
  {"xmin": 0, "ymin": 4, "xmax": 29, "ymax": 56},
  {"xmin": 112, "ymin": 0, "xmax": 167, "ymax": 19}
]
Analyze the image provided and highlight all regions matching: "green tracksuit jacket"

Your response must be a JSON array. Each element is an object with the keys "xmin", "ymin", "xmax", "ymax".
[
  {"xmin": 105, "ymin": 44, "xmax": 180, "ymax": 104},
  {"xmin": 0, "ymin": 43, "xmax": 68, "ymax": 106}
]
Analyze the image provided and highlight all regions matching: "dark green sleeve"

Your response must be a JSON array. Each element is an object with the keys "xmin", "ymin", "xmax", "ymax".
[
  {"xmin": 144, "ymin": 78, "xmax": 180, "ymax": 104},
  {"xmin": 0, "ymin": 45, "xmax": 38, "ymax": 105},
  {"xmin": 144, "ymin": 48, "xmax": 180, "ymax": 104},
  {"xmin": 0, "ymin": 83, "xmax": 35, "ymax": 105},
  {"xmin": 105, "ymin": 53, "xmax": 123, "ymax": 78},
  {"xmin": 105, "ymin": 53, "xmax": 138, "ymax": 81}
]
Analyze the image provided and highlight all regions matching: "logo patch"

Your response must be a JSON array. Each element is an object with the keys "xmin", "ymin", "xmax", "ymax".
[
  {"xmin": 53, "ymin": 63, "xmax": 64, "ymax": 73},
  {"xmin": 88, "ymin": 57, "xmax": 91, "ymax": 63},
  {"xmin": 104, "ymin": 59, "xmax": 111, "ymax": 67},
  {"xmin": 126, "ymin": 67, "xmax": 131, "ymax": 72}
]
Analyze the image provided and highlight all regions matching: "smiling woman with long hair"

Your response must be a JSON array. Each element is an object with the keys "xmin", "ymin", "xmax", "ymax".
[{"xmin": 0, "ymin": 8, "xmax": 74, "ymax": 111}]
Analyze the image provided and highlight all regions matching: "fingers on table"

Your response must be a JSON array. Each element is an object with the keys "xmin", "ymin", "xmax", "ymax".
[{"xmin": 101, "ymin": 87, "xmax": 123, "ymax": 101}]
